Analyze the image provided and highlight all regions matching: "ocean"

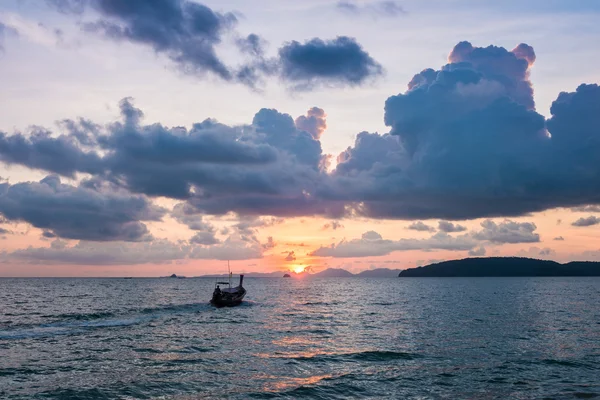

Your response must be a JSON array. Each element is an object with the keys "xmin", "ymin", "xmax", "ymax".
[{"xmin": 1, "ymin": 277, "xmax": 599, "ymax": 399}]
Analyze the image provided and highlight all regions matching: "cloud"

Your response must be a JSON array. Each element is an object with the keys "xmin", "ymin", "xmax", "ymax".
[
  {"xmin": 295, "ymin": 107, "xmax": 327, "ymax": 140},
  {"xmin": 0, "ymin": 22, "xmax": 6, "ymax": 51},
  {"xmin": 0, "ymin": 227, "xmax": 10, "ymax": 235},
  {"xmin": 46, "ymin": 1, "xmax": 383, "ymax": 90},
  {"xmin": 517, "ymin": 246, "xmax": 556, "ymax": 259},
  {"xmin": 407, "ymin": 221, "xmax": 435, "ymax": 232},
  {"xmin": 553, "ymin": 236, "xmax": 564, "ymax": 241},
  {"xmin": 438, "ymin": 221, "xmax": 467, "ymax": 233},
  {"xmin": 262, "ymin": 236, "xmax": 276, "ymax": 250},
  {"xmin": 448, "ymin": 41, "xmax": 535, "ymax": 109},
  {"xmin": 0, "ymin": 175, "xmax": 164, "ymax": 241},
  {"xmin": 0, "ymin": 12, "xmax": 65, "ymax": 48},
  {"xmin": 572, "ymin": 216, "xmax": 600, "ymax": 227},
  {"xmin": 236, "ymin": 33, "xmax": 267, "ymax": 58},
  {"xmin": 571, "ymin": 205, "xmax": 600, "ymax": 213},
  {"xmin": 54, "ymin": 0, "xmax": 238, "ymax": 81},
  {"xmin": 0, "ymin": 125, "xmax": 104, "ymax": 178},
  {"xmin": 322, "ymin": 220, "xmax": 344, "ymax": 230},
  {"xmin": 172, "ymin": 202, "xmax": 215, "ymax": 232},
  {"xmin": 468, "ymin": 246, "xmax": 486, "ymax": 256},
  {"xmin": 284, "ymin": 251, "xmax": 296, "ymax": 261},
  {"xmin": 2, "ymin": 42, "xmax": 600, "ymax": 222},
  {"xmin": 189, "ymin": 235, "xmax": 263, "ymax": 260},
  {"xmin": 311, "ymin": 230, "xmax": 477, "ymax": 258},
  {"xmin": 336, "ymin": 1, "xmax": 406, "ymax": 17},
  {"xmin": 332, "ymin": 44, "xmax": 600, "ymax": 220},
  {"xmin": 3, "ymin": 239, "xmax": 188, "ymax": 265},
  {"xmin": 190, "ymin": 231, "xmax": 219, "ymax": 245},
  {"xmin": 472, "ymin": 220, "xmax": 539, "ymax": 244},
  {"xmin": 2, "ymin": 233, "xmax": 263, "ymax": 265},
  {"xmin": 0, "ymin": 98, "xmax": 341, "ymax": 217},
  {"xmin": 42, "ymin": 230, "xmax": 57, "ymax": 238},
  {"xmin": 278, "ymin": 36, "xmax": 383, "ymax": 89}
]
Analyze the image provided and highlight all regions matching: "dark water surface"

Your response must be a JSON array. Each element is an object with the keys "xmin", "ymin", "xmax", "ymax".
[{"xmin": 1, "ymin": 277, "xmax": 599, "ymax": 399}]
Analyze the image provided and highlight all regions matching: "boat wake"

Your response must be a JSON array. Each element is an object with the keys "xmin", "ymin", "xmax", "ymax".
[{"xmin": 0, "ymin": 302, "xmax": 212, "ymax": 340}]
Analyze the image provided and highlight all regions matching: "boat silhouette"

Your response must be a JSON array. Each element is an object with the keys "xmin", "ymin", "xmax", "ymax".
[{"xmin": 210, "ymin": 262, "xmax": 246, "ymax": 307}]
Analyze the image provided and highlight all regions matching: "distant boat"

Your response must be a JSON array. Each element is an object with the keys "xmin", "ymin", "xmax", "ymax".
[
  {"xmin": 210, "ymin": 262, "xmax": 246, "ymax": 307},
  {"xmin": 283, "ymin": 273, "xmax": 291, "ymax": 278}
]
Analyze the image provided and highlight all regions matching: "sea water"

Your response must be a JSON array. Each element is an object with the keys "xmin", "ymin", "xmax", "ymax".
[{"xmin": 1, "ymin": 277, "xmax": 599, "ymax": 399}]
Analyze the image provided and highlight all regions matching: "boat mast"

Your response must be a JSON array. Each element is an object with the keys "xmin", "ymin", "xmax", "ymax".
[{"xmin": 228, "ymin": 260, "xmax": 231, "ymax": 287}]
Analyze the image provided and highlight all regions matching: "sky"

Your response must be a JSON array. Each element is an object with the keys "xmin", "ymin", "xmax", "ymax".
[{"xmin": 0, "ymin": 0, "xmax": 600, "ymax": 277}]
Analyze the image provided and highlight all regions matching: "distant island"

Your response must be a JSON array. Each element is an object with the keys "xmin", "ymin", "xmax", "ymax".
[
  {"xmin": 399, "ymin": 257, "xmax": 600, "ymax": 277},
  {"xmin": 199, "ymin": 267, "xmax": 402, "ymax": 278}
]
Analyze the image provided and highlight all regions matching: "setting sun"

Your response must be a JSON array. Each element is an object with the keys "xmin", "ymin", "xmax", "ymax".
[{"xmin": 292, "ymin": 265, "xmax": 306, "ymax": 274}]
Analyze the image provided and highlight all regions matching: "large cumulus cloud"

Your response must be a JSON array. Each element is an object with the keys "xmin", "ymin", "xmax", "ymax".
[
  {"xmin": 0, "ymin": 175, "xmax": 165, "ymax": 241},
  {"xmin": 0, "ymin": 98, "xmax": 343, "ymax": 219},
  {"xmin": 330, "ymin": 42, "xmax": 600, "ymax": 219}
]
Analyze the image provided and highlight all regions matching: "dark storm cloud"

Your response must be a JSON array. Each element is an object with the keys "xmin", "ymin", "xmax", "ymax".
[
  {"xmin": 278, "ymin": 36, "xmax": 383, "ymax": 89},
  {"xmin": 0, "ymin": 175, "xmax": 165, "ymax": 241},
  {"xmin": 336, "ymin": 1, "xmax": 406, "ymax": 17},
  {"xmin": 407, "ymin": 221, "xmax": 435, "ymax": 232},
  {"xmin": 50, "ymin": 0, "xmax": 238, "ymax": 80},
  {"xmin": 438, "ymin": 221, "xmax": 467, "ymax": 233},
  {"xmin": 572, "ymin": 216, "xmax": 600, "ymax": 227}
]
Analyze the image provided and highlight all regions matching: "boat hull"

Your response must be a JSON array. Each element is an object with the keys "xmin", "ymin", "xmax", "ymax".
[{"xmin": 210, "ymin": 288, "xmax": 246, "ymax": 307}]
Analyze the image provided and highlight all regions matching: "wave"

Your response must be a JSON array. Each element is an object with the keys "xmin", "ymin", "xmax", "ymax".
[
  {"xmin": 292, "ymin": 350, "xmax": 421, "ymax": 363},
  {"xmin": 51, "ymin": 311, "xmax": 116, "ymax": 321},
  {"xmin": 246, "ymin": 373, "xmax": 368, "ymax": 399},
  {"xmin": 301, "ymin": 301, "xmax": 340, "ymax": 306}
]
